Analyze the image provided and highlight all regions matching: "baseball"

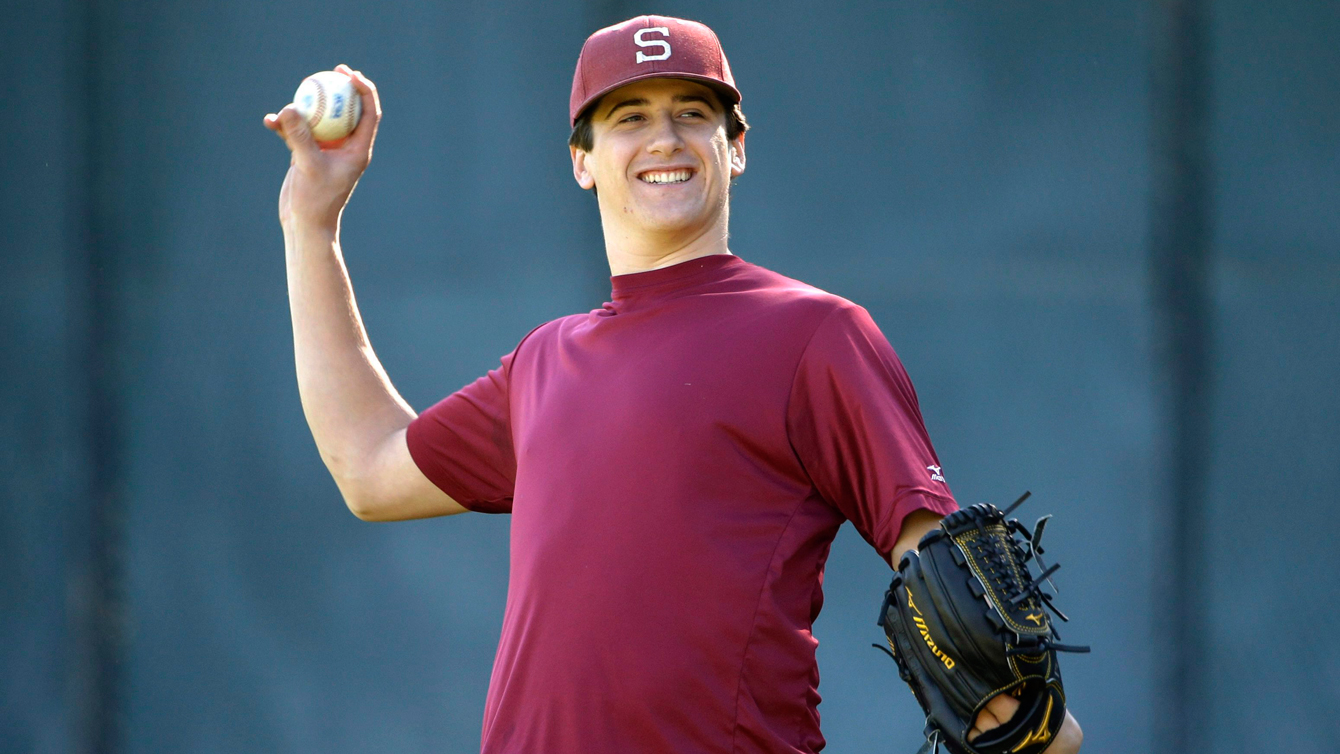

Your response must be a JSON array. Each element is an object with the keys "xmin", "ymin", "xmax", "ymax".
[{"xmin": 293, "ymin": 70, "xmax": 362, "ymax": 144}]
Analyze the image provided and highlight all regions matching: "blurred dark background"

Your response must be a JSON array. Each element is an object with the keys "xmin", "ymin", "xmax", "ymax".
[{"xmin": 2, "ymin": 0, "xmax": 1336, "ymax": 752}]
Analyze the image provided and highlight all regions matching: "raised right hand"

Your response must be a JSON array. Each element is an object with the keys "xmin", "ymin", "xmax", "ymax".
[{"xmin": 263, "ymin": 64, "xmax": 382, "ymax": 230}]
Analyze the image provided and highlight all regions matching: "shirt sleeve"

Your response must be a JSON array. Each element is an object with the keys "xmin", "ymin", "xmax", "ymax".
[
  {"xmin": 786, "ymin": 303, "xmax": 957, "ymax": 560},
  {"xmin": 405, "ymin": 348, "xmax": 520, "ymax": 514}
]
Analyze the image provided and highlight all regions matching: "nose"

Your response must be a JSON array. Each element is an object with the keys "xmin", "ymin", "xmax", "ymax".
[{"xmin": 645, "ymin": 112, "xmax": 684, "ymax": 156}]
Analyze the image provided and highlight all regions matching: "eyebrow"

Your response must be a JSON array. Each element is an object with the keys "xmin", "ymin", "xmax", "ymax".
[{"xmin": 602, "ymin": 93, "xmax": 719, "ymax": 121}]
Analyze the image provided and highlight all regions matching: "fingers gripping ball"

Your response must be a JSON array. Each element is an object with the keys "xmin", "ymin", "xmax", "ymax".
[
  {"xmin": 875, "ymin": 494, "xmax": 1090, "ymax": 754},
  {"xmin": 293, "ymin": 71, "xmax": 362, "ymax": 144}
]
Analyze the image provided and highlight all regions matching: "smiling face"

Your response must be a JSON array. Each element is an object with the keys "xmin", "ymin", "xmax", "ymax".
[{"xmin": 571, "ymin": 77, "xmax": 746, "ymax": 248}]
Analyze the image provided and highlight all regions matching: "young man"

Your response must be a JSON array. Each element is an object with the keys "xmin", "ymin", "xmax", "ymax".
[{"xmin": 264, "ymin": 15, "xmax": 1081, "ymax": 754}]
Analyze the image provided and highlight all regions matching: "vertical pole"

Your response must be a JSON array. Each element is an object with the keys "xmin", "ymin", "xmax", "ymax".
[
  {"xmin": 71, "ymin": 0, "xmax": 128, "ymax": 750},
  {"xmin": 1149, "ymin": 0, "xmax": 1212, "ymax": 751}
]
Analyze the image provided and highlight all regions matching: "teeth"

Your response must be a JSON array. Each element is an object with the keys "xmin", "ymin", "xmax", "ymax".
[{"xmin": 641, "ymin": 169, "xmax": 692, "ymax": 184}]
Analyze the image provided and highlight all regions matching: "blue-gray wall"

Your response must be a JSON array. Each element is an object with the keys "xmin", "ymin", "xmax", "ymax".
[{"xmin": 2, "ymin": 1, "xmax": 1336, "ymax": 752}]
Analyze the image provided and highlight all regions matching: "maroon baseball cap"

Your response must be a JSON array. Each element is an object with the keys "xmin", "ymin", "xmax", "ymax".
[{"xmin": 569, "ymin": 15, "xmax": 741, "ymax": 126}]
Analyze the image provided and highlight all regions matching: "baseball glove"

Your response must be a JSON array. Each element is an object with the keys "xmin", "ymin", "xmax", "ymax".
[{"xmin": 875, "ymin": 493, "xmax": 1089, "ymax": 754}]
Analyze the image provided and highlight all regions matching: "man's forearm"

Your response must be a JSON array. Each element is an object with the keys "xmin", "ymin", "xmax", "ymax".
[
  {"xmin": 888, "ymin": 508, "xmax": 944, "ymax": 567},
  {"xmin": 284, "ymin": 220, "xmax": 415, "ymax": 494}
]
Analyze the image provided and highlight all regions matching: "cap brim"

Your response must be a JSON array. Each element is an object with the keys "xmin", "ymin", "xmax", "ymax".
[{"xmin": 571, "ymin": 72, "xmax": 742, "ymax": 126}]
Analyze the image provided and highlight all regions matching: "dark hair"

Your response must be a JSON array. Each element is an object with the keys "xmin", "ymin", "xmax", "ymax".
[{"xmin": 568, "ymin": 92, "xmax": 750, "ymax": 153}]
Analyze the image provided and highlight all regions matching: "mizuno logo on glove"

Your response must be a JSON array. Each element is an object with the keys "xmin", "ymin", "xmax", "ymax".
[{"xmin": 908, "ymin": 587, "xmax": 956, "ymax": 670}]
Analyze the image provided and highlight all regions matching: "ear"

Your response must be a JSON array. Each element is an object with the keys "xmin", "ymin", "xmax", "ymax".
[
  {"xmin": 728, "ymin": 133, "xmax": 746, "ymax": 178},
  {"xmin": 571, "ymin": 145, "xmax": 596, "ymax": 190}
]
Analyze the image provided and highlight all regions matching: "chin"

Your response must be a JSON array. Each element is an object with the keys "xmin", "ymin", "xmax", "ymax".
[
  {"xmin": 633, "ymin": 196, "xmax": 722, "ymax": 233},
  {"xmin": 638, "ymin": 210, "xmax": 706, "ymax": 233}
]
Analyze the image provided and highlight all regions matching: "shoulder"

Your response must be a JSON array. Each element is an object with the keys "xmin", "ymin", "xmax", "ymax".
[
  {"xmin": 527, "ymin": 312, "xmax": 586, "ymax": 340},
  {"xmin": 485, "ymin": 315, "xmax": 583, "ymax": 378},
  {"xmin": 740, "ymin": 262, "xmax": 885, "ymax": 350},
  {"xmin": 743, "ymin": 266, "xmax": 903, "ymax": 371},
  {"xmin": 509, "ymin": 312, "xmax": 584, "ymax": 357},
  {"xmin": 732, "ymin": 259, "xmax": 869, "ymax": 332}
]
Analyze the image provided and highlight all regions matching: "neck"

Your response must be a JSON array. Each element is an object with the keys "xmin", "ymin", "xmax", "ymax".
[{"xmin": 599, "ymin": 202, "xmax": 733, "ymax": 276}]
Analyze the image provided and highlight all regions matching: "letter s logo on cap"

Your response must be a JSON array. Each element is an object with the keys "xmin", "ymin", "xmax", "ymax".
[{"xmin": 634, "ymin": 27, "xmax": 671, "ymax": 63}]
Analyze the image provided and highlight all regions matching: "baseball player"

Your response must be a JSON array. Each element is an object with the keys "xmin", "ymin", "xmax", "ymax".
[{"xmin": 264, "ymin": 15, "xmax": 1082, "ymax": 754}]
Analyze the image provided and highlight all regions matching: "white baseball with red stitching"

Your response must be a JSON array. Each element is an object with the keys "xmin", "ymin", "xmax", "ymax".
[{"xmin": 292, "ymin": 71, "xmax": 362, "ymax": 143}]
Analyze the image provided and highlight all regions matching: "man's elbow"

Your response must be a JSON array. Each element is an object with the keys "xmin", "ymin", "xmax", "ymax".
[
  {"xmin": 343, "ymin": 492, "xmax": 383, "ymax": 521},
  {"xmin": 325, "ymin": 436, "xmax": 467, "ymax": 521},
  {"xmin": 336, "ymin": 482, "xmax": 385, "ymax": 521},
  {"xmin": 323, "ymin": 451, "xmax": 392, "ymax": 521},
  {"xmin": 329, "ymin": 465, "xmax": 395, "ymax": 521}
]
